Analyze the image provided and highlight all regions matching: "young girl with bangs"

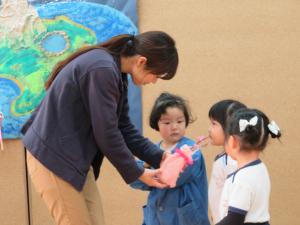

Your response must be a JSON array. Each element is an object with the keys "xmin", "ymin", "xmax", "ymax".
[{"xmin": 206, "ymin": 100, "xmax": 247, "ymax": 224}]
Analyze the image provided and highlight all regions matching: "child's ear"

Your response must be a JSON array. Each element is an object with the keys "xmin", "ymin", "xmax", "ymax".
[
  {"xmin": 231, "ymin": 136, "xmax": 240, "ymax": 150},
  {"xmin": 225, "ymin": 135, "xmax": 240, "ymax": 159}
]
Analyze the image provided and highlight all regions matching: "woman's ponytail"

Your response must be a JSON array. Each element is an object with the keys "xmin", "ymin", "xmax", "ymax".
[
  {"xmin": 45, "ymin": 31, "xmax": 178, "ymax": 89},
  {"xmin": 45, "ymin": 34, "xmax": 135, "ymax": 90}
]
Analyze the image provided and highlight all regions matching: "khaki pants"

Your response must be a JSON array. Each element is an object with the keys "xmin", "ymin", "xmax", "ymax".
[{"xmin": 26, "ymin": 151, "xmax": 105, "ymax": 225}]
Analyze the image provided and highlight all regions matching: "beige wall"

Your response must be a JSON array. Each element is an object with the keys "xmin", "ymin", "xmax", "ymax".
[
  {"xmin": 0, "ymin": 141, "xmax": 29, "ymax": 225},
  {"xmin": 139, "ymin": 1, "xmax": 300, "ymax": 225},
  {"xmin": 1, "ymin": 1, "xmax": 300, "ymax": 225}
]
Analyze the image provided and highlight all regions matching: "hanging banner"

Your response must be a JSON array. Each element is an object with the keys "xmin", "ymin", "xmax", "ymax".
[{"xmin": 0, "ymin": 0, "xmax": 141, "ymax": 139}]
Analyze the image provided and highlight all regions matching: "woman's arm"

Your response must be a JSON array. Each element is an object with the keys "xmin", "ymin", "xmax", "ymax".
[
  {"xmin": 117, "ymin": 76, "xmax": 164, "ymax": 168},
  {"xmin": 130, "ymin": 160, "xmax": 153, "ymax": 191},
  {"xmin": 80, "ymin": 67, "xmax": 165, "ymax": 188},
  {"xmin": 80, "ymin": 67, "xmax": 144, "ymax": 184}
]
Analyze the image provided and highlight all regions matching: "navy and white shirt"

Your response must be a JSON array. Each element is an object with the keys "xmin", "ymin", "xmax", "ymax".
[
  {"xmin": 219, "ymin": 159, "xmax": 270, "ymax": 223},
  {"xmin": 209, "ymin": 152, "xmax": 237, "ymax": 223}
]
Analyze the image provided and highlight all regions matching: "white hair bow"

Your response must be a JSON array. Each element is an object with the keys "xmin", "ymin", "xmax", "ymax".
[
  {"xmin": 268, "ymin": 121, "xmax": 280, "ymax": 135},
  {"xmin": 239, "ymin": 116, "xmax": 258, "ymax": 132}
]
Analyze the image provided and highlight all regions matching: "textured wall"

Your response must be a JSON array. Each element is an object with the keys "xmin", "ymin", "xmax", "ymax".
[
  {"xmin": 139, "ymin": 1, "xmax": 300, "ymax": 225},
  {"xmin": 0, "ymin": 141, "xmax": 28, "ymax": 225},
  {"xmin": 1, "ymin": 1, "xmax": 299, "ymax": 225}
]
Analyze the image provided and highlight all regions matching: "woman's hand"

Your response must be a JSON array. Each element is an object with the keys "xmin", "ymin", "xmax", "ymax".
[{"xmin": 138, "ymin": 168, "xmax": 167, "ymax": 188}]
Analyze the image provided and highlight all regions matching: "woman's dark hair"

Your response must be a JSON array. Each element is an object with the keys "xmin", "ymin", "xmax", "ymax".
[
  {"xmin": 225, "ymin": 108, "xmax": 281, "ymax": 151},
  {"xmin": 208, "ymin": 99, "xmax": 247, "ymax": 131},
  {"xmin": 45, "ymin": 31, "xmax": 178, "ymax": 90},
  {"xmin": 149, "ymin": 92, "xmax": 195, "ymax": 131}
]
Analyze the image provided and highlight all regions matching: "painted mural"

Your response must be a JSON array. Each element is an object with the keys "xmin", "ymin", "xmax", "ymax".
[{"xmin": 0, "ymin": 0, "xmax": 140, "ymax": 139}]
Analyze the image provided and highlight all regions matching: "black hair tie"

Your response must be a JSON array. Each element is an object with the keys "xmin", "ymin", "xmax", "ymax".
[
  {"xmin": 124, "ymin": 35, "xmax": 135, "ymax": 54},
  {"xmin": 127, "ymin": 35, "xmax": 135, "ymax": 46},
  {"xmin": 126, "ymin": 35, "xmax": 135, "ymax": 49},
  {"xmin": 129, "ymin": 35, "xmax": 135, "ymax": 41}
]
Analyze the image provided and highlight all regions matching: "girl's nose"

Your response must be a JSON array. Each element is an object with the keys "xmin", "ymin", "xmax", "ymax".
[{"xmin": 171, "ymin": 123, "xmax": 179, "ymax": 129}]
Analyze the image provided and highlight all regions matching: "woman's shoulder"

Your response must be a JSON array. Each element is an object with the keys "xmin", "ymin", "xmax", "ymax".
[{"xmin": 76, "ymin": 49, "xmax": 119, "ymax": 71}]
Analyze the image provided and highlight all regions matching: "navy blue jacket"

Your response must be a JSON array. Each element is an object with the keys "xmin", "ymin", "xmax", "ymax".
[
  {"xmin": 130, "ymin": 137, "xmax": 210, "ymax": 225},
  {"xmin": 22, "ymin": 49, "xmax": 164, "ymax": 191}
]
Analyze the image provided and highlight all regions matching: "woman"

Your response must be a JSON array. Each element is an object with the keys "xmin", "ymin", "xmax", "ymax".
[{"xmin": 22, "ymin": 31, "xmax": 178, "ymax": 225}]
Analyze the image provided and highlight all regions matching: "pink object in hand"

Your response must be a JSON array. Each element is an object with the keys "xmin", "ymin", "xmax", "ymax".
[{"xmin": 159, "ymin": 145, "xmax": 194, "ymax": 188}]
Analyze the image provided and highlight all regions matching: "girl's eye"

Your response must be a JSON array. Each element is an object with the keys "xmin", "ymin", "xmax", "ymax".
[{"xmin": 178, "ymin": 120, "xmax": 184, "ymax": 123}]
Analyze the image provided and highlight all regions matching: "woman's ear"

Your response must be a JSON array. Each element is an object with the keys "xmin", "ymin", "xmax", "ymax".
[{"xmin": 136, "ymin": 56, "xmax": 147, "ymax": 68}]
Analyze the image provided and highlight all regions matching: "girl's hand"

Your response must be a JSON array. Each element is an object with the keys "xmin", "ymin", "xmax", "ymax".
[{"xmin": 138, "ymin": 168, "xmax": 167, "ymax": 189}]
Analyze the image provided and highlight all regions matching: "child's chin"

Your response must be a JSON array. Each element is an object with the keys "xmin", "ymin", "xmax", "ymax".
[{"xmin": 210, "ymin": 140, "xmax": 223, "ymax": 146}]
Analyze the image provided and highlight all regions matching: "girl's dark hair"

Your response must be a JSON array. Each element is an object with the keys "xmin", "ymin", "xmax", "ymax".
[
  {"xmin": 226, "ymin": 108, "xmax": 281, "ymax": 151},
  {"xmin": 45, "ymin": 31, "xmax": 178, "ymax": 90},
  {"xmin": 208, "ymin": 99, "xmax": 247, "ymax": 131},
  {"xmin": 149, "ymin": 92, "xmax": 195, "ymax": 131}
]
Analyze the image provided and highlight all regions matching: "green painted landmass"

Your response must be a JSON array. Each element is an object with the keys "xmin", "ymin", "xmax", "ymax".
[{"xmin": 0, "ymin": 16, "xmax": 97, "ymax": 115}]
